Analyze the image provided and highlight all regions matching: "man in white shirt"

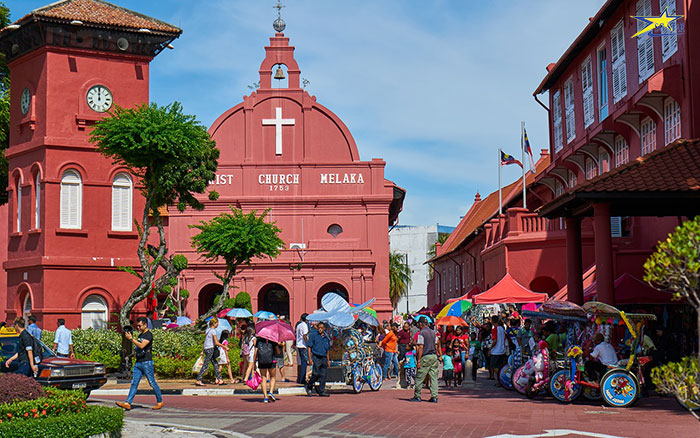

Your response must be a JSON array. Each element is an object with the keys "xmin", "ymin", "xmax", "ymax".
[
  {"xmin": 295, "ymin": 313, "xmax": 309, "ymax": 384},
  {"xmin": 585, "ymin": 333, "xmax": 618, "ymax": 381},
  {"xmin": 53, "ymin": 319, "xmax": 75, "ymax": 358}
]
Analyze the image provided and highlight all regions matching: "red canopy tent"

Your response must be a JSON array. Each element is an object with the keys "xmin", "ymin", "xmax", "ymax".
[
  {"xmin": 447, "ymin": 285, "xmax": 481, "ymax": 303},
  {"xmin": 473, "ymin": 273, "xmax": 548, "ymax": 304}
]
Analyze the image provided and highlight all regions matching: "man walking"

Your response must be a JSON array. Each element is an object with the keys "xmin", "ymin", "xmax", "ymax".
[
  {"xmin": 4, "ymin": 318, "xmax": 38, "ymax": 377},
  {"xmin": 409, "ymin": 316, "xmax": 441, "ymax": 402},
  {"xmin": 295, "ymin": 313, "xmax": 310, "ymax": 384},
  {"xmin": 26, "ymin": 315, "xmax": 42, "ymax": 341},
  {"xmin": 306, "ymin": 321, "xmax": 331, "ymax": 397},
  {"xmin": 116, "ymin": 317, "xmax": 164, "ymax": 410},
  {"xmin": 53, "ymin": 319, "xmax": 74, "ymax": 358}
]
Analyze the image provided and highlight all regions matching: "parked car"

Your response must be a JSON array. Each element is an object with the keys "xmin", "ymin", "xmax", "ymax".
[{"xmin": 0, "ymin": 327, "xmax": 107, "ymax": 395}]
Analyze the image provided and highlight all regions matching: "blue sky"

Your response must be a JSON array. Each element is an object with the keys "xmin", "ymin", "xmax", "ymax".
[{"xmin": 6, "ymin": 0, "xmax": 607, "ymax": 227}]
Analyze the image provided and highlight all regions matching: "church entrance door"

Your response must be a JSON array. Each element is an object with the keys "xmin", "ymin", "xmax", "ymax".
[
  {"xmin": 317, "ymin": 282, "xmax": 349, "ymax": 308},
  {"xmin": 198, "ymin": 284, "xmax": 223, "ymax": 316},
  {"xmin": 258, "ymin": 284, "xmax": 290, "ymax": 319}
]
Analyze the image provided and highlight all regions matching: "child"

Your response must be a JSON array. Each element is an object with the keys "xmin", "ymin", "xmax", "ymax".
[
  {"xmin": 218, "ymin": 330, "xmax": 237, "ymax": 384},
  {"xmin": 442, "ymin": 348, "xmax": 454, "ymax": 387},
  {"xmin": 404, "ymin": 344, "xmax": 417, "ymax": 389},
  {"xmin": 452, "ymin": 347, "xmax": 463, "ymax": 386},
  {"xmin": 468, "ymin": 332, "xmax": 482, "ymax": 381},
  {"xmin": 242, "ymin": 326, "xmax": 257, "ymax": 382}
]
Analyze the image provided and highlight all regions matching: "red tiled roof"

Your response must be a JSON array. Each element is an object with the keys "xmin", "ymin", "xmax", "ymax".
[
  {"xmin": 432, "ymin": 152, "xmax": 551, "ymax": 260},
  {"xmin": 19, "ymin": 0, "xmax": 181, "ymax": 34}
]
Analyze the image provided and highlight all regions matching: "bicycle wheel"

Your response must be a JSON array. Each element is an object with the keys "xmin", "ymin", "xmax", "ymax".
[
  {"xmin": 369, "ymin": 363, "xmax": 383, "ymax": 391},
  {"xmin": 601, "ymin": 369, "xmax": 639, "ymax": 408},
  {"xmin": 352, "ymin": 367, "xmax": 364, "ymax": 393},
  {"xmin": 511, "ymin": 365, "xmax": 528, "ymax": 396},
  {"xmin": 550, "ymin": 369, "xmax": 580, "ymax": 403},
  {"xmin": 499, "ymin": 365, "xmax": 514, "ymax": 390}
]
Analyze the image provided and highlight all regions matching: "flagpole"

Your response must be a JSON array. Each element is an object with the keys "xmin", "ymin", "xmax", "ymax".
[
  {"xmin": 521, "ymin": 121, "xmax": 527, "ymax": 210},
  {"xmin": 498, "ymin": 147, "xmax": 502, "ymax": 215}
]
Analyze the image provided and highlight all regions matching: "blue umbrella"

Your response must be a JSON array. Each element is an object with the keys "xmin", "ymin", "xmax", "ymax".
[
  {"xmin": 254, "ymin": 311, "xmax": 277, "ymax": 320},
  {"xmin": 415, "ymin": 314, "xmax": 432, "ymax": 323},
  {"xmin": 227, "ymin": 308, "xmax": 253, "ymax": 319},
  {"xmin": 215, "ymin": 318, "xmax": 233, "ymax": 338},
  {"xmin": 176, "ymin": 316, "xmax": 193, "ymax": 326}
]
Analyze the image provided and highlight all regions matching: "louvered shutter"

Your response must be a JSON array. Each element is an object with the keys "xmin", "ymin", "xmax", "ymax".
[
  {"xmin": 35, "ymin": 173, "xmax": 40, "ymax": 229},
  {"xmin": 582, "ymin": 58, "xmax": 594, "ymax": 127},
  {"xmin": 60, "ymin": 170, "xmax": 81, "ymax": 229},
  {"xmin": 660, "ymin": 0, "xmax": 678, "ymax": 61},
  {"xmin": 564, "ymin": 78, "xmax": 575, "ymax": 142},
  {"xmin": 611, "ymin": 21, "xmax": 627, "ymax": 102},
  {"xmin": 111, "ymin": 174, "xmax": 132, "ymax": 231},
  {"xmin": 16, "ymin": 180, "xmax": 21, "ymax": 232},
  {"xmin": 610, "ymin": 217, "xmax": 622, "ymax": 237},
  {"xmin": 637, "ymin": 0, "xmax": 654, "ymax": 82}
]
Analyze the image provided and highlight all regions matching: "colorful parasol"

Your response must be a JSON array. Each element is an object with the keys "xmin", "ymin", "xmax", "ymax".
[
  {"xmin": 436, "ymin": 315, "xmax": 469, "ymax": 327},
  {"xmin": 227, "ymin": 308, "xmax": 253, "ymax": 319},
  {"xmin": 436, "ymin": 300, "xmax": 473, "ymax": 319},
  {"xmin": 255, "ymin": 320, "xmax": 295, "ymax": 343},
  {"xmin": 540, "ymin": 300, "xmax": 585, "ymax": 317},
  {"xmin": 253, "ymin": 311, "xmax": 278, "ymax": 320},
  {"xmin": 217, "ymin": 308, "xmax": 233, "ymax": 318}
]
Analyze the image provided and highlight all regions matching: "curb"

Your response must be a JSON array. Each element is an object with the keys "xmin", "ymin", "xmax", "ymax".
[{"xmin": 92, "ymin": 382, "xmax": 349, "ymax": 397}]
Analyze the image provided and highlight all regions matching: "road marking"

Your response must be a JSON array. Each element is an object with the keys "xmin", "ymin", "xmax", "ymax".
[
  {"xmin": 247, "ymin": 414, "xmax": 308, "ymax": 435},
  {"xmin": 483, "ymin": 430, "xmax": 630, "ymax": 438},
  {"xmin": 125, "ymin": 419, "xmax": 252, "ymax": 438},
  {"xmin": 292, "ymin": 413, "xmax": 349, "ymax": 437}
]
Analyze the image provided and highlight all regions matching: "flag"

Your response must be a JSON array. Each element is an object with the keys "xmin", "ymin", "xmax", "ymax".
[
  {"xmin": 523, "ymin": 128, "xmax": 536, "ymax": 174},
  {"xmin": 500, "ymin": 150, "xmax": 522, "ymax": 167}
]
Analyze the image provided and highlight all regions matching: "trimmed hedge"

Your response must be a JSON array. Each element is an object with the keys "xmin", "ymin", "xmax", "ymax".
[
  {"xmin": 0, "ymin": 405, "xmax": 123, "ymax": 438},
  {"xmin": 0, "ymin": 388, "xmax": 86, "ymax": 420}
]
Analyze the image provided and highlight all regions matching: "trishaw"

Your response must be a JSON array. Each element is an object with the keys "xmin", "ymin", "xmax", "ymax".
[
  {"xmin": 548, "ymin": 301, "xmax": 657, "ymax": 408},
  {"xmin": 338, "ymin": 328, "xmax": 383, "ymax": 393}
]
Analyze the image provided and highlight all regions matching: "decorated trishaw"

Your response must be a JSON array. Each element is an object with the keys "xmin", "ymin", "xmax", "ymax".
[
  {"xmin": 306, "ymin": 293, "xmax": 383, "ymax": 394},
  {"xmin": 548, "ymin": 301, "xmax": 657, "ymax": 407}
]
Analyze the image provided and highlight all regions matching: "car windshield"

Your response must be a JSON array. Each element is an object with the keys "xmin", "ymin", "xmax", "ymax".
[{"xmin": 0, "ymin": 337, "xmax": 56, "ymax": 359}]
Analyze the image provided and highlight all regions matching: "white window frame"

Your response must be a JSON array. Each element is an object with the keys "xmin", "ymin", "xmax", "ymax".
[
  {"xmin": 660, "ymin": 0, "xmax": 678, "ymax": 61},
  {"xmin": 611, "ymin": 20, "xmax": 627, "ymax": 103},
  {"xmin": 111, "ymin": 173, "xmax": 133, "ymax": 231},
  {"xmin": 564, "ymin": 77, "xmax": 576, "ymax": 142},
  {"xmin": 664, "ymin": 97, "xmax": 681, "ymax": 145},
  {"xmin": 34, "ymin": 172, "xmax": 40, "ymax": 229},
  {"xmin": 597, "ymin": 43, "xmax": 609, "ymax": 120},
  {"xmin": 641, "ymin": 117, "xmax": 656, "ymax": 155},
  {"xmin": 614, "ymin": 136, "xmax": 629, "ymax": 166},
  {"xmin": 552, "ymin": 90, "xmax": 563, "ymax": 152},
  {"xmin": 599, "ymin": 148, "xmax": 611, "ymax": 174},
  {"xmin": 568, "ymin": 170, "xmax": 577, "ymax": 188},
  {"xmin": 581, "ymin": 57, "xmax": 595, "ymax": 128},
  {"xmin": 60, "ymin": 169, "xmax": 82, "ymax": 229},
  {"xmin": 15, "ymin": 177, "xmax": 21, "ymax": 232},
  {"xmin": 555, "ymin": 179, "xmax": 565, "ymax": 197},
  {"xmin": 585, "ymin": 158, "xmax": 598, "ymax": 180},
  {"xmin": 81, "ymin": 294, "xmax": 109, "ymax": 330},
  {"xmin": 636, "ymin": 0, "xmax": 655, "ymax": 82}
]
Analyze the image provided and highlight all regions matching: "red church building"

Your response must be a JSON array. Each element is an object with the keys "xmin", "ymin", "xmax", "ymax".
[{"xmin": 0, "ymin": 0, "xmax": 403, "ymax": 328}]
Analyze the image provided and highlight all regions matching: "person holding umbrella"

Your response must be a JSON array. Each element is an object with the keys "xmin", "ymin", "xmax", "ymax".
[
  {"xmin": 306, "ymin": 321, "xmax": 332, "ymax": 397},
  {"xmin": 254, "ymin": 318, "xmax": 296, "ymax": 402}
]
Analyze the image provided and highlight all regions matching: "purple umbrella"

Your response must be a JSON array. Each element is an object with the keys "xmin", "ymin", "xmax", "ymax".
[{"xmin": 255, "ymin": 320, "xmax": 295, "ymax": 343}]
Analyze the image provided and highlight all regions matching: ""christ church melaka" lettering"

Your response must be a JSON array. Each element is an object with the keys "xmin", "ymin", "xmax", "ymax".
[{"xmin": 320, "ymin": 173, "xmax": 365, "ymax": 184}]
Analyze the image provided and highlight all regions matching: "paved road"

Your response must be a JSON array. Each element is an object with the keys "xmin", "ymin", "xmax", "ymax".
[{"xmin": 96, "ymin": 381, "xmax": 699, "ymax": 438}]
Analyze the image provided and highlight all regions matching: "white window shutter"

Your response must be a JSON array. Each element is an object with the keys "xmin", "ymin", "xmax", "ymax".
[
  {"xmin": 610, "ymin": 216, "xmax": 622, "ymax": 237},
  {"xmin": 582, "ymin": 58, "xmax": 594, "ymax": 127},
  {"xmin": 637, "ymin": 0, "xmax": 654, "ymax": 82},
  {"xmin": 60, "ymin": 170, "xmax": 81, "ymax": 229},
  {"xmin": 35, "ymin": 173, "xmax": 40, "ymax": 229},
  {"xmin": 111, "ymin": 174, "xmax": 132, "ymax": 231},
  {"xmin": 16, "ymin": 181, "xmax": 21, "ymax": 232},
  {"xmin": 611, "ymin": 21, "xmax": 627, "ymax": 103},
  {"xmin": 660, "ymin": 0, "xmax": 678, "ymax": 61}
]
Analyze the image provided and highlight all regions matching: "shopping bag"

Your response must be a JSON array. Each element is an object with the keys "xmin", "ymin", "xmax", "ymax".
[
  {"xmin": 246, "ymin": 371, "xmax": 262, "ymax": 390},
  {"xmin": 192, "ymin": 353, "xmax": 204, "ymax": 374}
]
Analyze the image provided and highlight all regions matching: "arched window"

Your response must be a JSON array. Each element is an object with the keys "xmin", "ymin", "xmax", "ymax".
[
  {"xmin": 327, "ymin": 224, "xmax": 343, "ymax": 238},
  {"xmin": 614, "ymin": 136, "xmax": 629, "ymax": 166},
  {"xmin": 60, "ymin": 170, "xmax": 82, "ymax": 229},
  {"xmin": 34, "ymin": 172, "xmax": 40, "ymax": 229},
  {"xmin": 111, "ymin": 173, "xmax": 133, "ymax": 231},
  {"xmin": 554, "ymin": 179, "xmax": 565, "ymax": 197},
  {"xmin": 22, "ymin": 294, "xmax": 31, "ymax": 321},
  {"xmin": 81, "ymin": 294, "xmax": 108, "ymax": 329},
  {"xmin": 598, "ymin": 147, "xmax": 611, "ymax": 173},
  {"xmin": 664, "ymin": 97, "xmax": 681, "ymax": 145},
  {"xmin": 585, "ymin": 158, "xmax": 598, "ymax": 180},
  {"xmin": 641, "ymin": 117, "xmax": 656, "ymax": 155},
  {"xmin": 15, "ymin": 176, "xmax": 21, "ymax": 232},
  {"xmin": 568, "ymin": 170, "xmax": 577, "ymax": 188}
]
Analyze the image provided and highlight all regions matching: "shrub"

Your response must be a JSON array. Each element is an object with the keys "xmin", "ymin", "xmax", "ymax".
[
  {"xmin": 234, "ymin": 291, "xmax": 253, "ymax": 313},
  {"xmin": 0, "ymin": 374, "xmax": 45, "ymax": 404},
  {"xmin": 0, "ymin": 405, "xmax": 123, "ymax": 438},
  {"xmin": 76, "ymin": 348, "xmax": 121, "ymax": 372},
  {"xmin": 651, "ymin": 356, "xmax": 700, "ymax": 415},
  {"xmin": 0, "ymin": 388, "xmax": 86, "ymax": 420}
]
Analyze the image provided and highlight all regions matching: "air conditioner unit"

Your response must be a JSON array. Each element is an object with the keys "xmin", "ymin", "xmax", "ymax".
[{"xmin": 290, "ymin": 243, "xmax": 306, "ymax": 250}]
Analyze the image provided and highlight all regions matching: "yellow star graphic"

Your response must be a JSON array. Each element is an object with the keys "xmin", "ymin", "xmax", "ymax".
[{"xmin": 631, "ymin": 9, "xmax": 683, "ymax": 38}]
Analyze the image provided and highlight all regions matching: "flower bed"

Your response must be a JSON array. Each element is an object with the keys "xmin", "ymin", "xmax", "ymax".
[
  {"xmin": 0, "ymin": 405, "xmax": 123, "ymax": 438},
  {"xmin": 0, "ymin": 388, "xmax": 86, "ymax": 420}
]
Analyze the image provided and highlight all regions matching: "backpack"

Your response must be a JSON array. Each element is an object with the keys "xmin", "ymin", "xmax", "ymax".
[
  {"xmin": 24, "ymin": 332, "xmax": 42, "ymax": 364},
  {"xmin": 257, "ymin": 340, "xmax": 274, "ymax": 364}
]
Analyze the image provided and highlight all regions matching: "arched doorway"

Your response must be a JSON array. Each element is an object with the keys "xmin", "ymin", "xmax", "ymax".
[
  {"xmin": 529, "ymin": 276, "xmax": 560, "ymax": 297},
  {"xmin": 258, "ymin": 283, "xmax": 290, "ymax": 319},
  {"xmin": 198, "ymin": 284, "xmax": 223, "ymax": 316},
  {"xmin": 22, "ymin": 293, "xmax": 32, "ymax": 322},
  {"xmin": 81, "ymin": 294, "xmax": 109, "ymax": 329},
  {"xmin": 317, "ymin": 282, "xmax": 349, "ymax": 308}
]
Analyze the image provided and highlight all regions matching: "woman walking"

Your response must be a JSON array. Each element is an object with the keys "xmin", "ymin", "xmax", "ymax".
[
  {"xmin": 256, "ymin": 336, "xmax": 277, "ymax": 403},
  {"xmin": 196, "ymin": 317, "xmax": 228, "ymax": 386}
]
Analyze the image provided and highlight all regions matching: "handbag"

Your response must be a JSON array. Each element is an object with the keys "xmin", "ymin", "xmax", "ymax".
[
  {"xmin": 246, "ymin": 371, "xmax": 262, "ymax": 390},
  {"xmin": 192, "ymin": 353, "xmax": 204, "ymax": 374}
]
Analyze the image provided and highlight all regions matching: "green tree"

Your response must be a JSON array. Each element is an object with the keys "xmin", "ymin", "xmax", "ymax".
[
  {"xmin": 0, "ymin": 2, "xmax": 12, "ymax": 205},
  {"xmin": 389, "ymin": 250, "xmax": 412, "ymax": 309},
  {"xmin": 190, "ymin": 208, "xmax": 284, "ymax": 321},
  {"xmin": 90, "ymin": 102, "xmax": 219, "ymax": 326},
  {"xmin": 644, "ymin": 215, "xmax": 700, "ymax": 360},
  {"xmin": 426, "ymin": 232, "xmax": 450, "ymax": 259},
  {"xmin": 234, "ymin": 291, "xmax": 253, "ymax": 314}
]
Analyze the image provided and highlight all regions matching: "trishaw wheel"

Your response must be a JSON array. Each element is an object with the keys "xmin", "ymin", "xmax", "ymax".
[
  {"xmin": 583, "ymin": 386, "xmax": 602, "ymax": 400},
  {"xmin": 601, "ymin": 369, "xmax": 639, "ymax": 408},
  {"xmin": 549, "ymin": 370, "xmax": 579, "ymax": 403},
  {"xmin": 369, "ymin": 363, "xmax": 382, "ymax": 391},
  {"xmin": 499, "ymin": 365, "xmax": 514, "ymax": 390},
  {"xmin": 352, "ymin": 368, "xmax": 364, "ymax": 393},
  {"xmin": 511, "ymin": 365, "xmax": 528, "ymax": 396}
]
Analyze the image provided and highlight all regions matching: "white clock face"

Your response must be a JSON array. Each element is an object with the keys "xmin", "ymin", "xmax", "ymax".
[
  {"xmin": 86, "ymin": 85, "xmax": 113, "ymax": 113},
  {"xmin": 20, "ymin": 88, "xmax": 30, "ymax": 115}
]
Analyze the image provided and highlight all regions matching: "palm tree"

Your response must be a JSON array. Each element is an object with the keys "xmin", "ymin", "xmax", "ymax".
[{"xmin": 389, "ymin": 251, "xmax": 413, "ymax": 309}]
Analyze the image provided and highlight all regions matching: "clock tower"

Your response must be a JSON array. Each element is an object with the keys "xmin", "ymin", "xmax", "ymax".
[{"xmin": 0, "ymin": 0, "xmax": 180, "ymax": 326}]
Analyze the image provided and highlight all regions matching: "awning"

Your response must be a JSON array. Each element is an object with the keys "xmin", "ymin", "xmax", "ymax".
[{"xmin": 473, "ymin": 273, "xmax": 548, "ymax": 304}]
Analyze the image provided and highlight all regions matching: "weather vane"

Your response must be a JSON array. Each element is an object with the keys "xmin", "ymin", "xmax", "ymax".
[{"xmin": 273, "ymin": 0, "xmax": 286, "ymax": 33}]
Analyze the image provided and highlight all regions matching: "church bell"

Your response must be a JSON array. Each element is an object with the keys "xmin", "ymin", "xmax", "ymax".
[{"xmin": 274, "ymin": 65, "xmax": 286, "ymax": 80}]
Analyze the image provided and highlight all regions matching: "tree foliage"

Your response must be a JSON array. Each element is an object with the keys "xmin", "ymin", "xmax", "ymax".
[
  {"xmin": 90, "ymin": 102, "xmax": 219, "ymax": 326},
  {"xmin": 0, "ymin": 2, "xmax": 12, "ymax": 205},
  {"xmin": 190, "ymin": 207, "xmax": 284, "ymax": 321},
  {"xmin": 651, "ymin": 357, "xmax": 700, "ymax": 419},
  {"xmin": 644, "ymin": 215, "xmax": 700, "ymax": 361},
  {"xmin": 234, "ymin": 291, "xmax": 253, "ymax": 314},
  {"xmin": 389, "ymin": 250, "xmax": 412, "ymax": 309}
]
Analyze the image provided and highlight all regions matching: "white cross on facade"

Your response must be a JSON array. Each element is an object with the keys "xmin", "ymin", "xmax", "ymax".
[{"xmin": 262, "ymin": 107, "xmax": 295, "ymax": 155}]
